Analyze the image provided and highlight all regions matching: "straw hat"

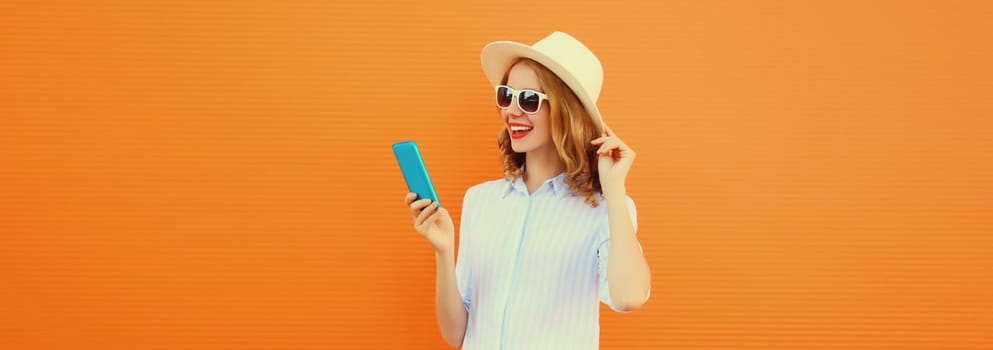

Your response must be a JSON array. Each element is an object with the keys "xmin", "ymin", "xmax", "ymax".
[{"xmin": 481, "ymin": 31, "xmax": 605, "ymax": 131}]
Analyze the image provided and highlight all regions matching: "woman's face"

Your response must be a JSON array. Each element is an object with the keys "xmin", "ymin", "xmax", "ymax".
[{"xmin": 503, "ymin": 62, "xmax": 553, "ymax": 154}]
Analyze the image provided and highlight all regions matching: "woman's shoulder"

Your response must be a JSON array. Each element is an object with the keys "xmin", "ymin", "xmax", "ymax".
[{"xmin": 464, "ymin": 178, "xmax": 511, "ymax": 200}]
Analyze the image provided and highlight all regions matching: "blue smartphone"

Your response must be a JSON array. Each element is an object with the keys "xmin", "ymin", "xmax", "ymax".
[{"xmin": 392, "ymin": 140, "xmax": 441, "ymax": 208}]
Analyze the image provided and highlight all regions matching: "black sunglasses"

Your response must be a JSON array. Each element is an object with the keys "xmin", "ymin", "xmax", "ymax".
[{"xmin": 494, "ymin": 85, "xmax": 550, "ymax": 114}]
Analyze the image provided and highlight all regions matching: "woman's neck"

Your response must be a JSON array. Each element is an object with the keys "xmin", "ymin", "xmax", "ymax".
[{"xmin": 523, "ymin": 143, "xmax": 565, "ymax": 194}]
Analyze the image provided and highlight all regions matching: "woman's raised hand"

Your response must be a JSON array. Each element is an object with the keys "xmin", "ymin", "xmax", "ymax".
[
  {"xmin": 404, "ymin": 192, "xmax": 455, "ymax": 254},
  {"xmin": 591, "ymin": 124, "xmax": 636, "ymax": 196}
]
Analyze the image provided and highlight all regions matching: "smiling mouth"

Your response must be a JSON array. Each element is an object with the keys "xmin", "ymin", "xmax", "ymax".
[
  {"xmin": 509, "ymin": 125, "xmax": 533, "ymax": 139},
  {"xmin": 510, "ymin": 125, "xmax": 533, "ymax": 133}
]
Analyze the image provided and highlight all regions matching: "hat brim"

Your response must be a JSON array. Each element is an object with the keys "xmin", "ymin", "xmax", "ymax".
[{"xmin": 481, "ymin": 41, "xmax": 604, "ymax": 132}]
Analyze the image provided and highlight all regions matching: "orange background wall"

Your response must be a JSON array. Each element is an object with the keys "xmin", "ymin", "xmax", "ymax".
[{"xmin": 2, "ymin": 1, "xmax": 991, "ymax": 349}]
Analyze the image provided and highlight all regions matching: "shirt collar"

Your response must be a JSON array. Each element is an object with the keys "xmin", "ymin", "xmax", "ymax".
[{"xmin": 502, "ymin": 164, "xmax": 571, "ymax": 199}]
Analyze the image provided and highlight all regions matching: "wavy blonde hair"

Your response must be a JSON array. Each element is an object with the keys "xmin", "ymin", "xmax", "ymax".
[{"xmin": 497, "ymin": 58, "xmax": 603, "ymax": 207}]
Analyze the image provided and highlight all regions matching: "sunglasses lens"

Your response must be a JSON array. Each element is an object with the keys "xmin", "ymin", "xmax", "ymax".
[
  {"xmin": 519, "ymin": 90, "xmax": 541, "ymax": 113},
  {"xmin": 496, "ymin": 86, "xmax": 513, "ymax": 108}
]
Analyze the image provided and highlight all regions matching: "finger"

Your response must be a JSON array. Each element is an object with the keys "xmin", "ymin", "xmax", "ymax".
[
  {"xmin": 590, "ymin": 136, "xmax": 611, "ymax": 145},
  {"xmin": 597, "ymin": 146, "xmax": 614, "ymax": 157},
  {"xmin": 609, "ymin": 138, "xmax": 625, "ymax": 149},
  {"xmin": 601, "ymin": 139, "xmax": 621, "ymax": 151},
  {"xmin": 599, "ymin": 140, "xmax": 624, "ymax": 157},
  {"xmin": 404, "ymin": 192, "xmax": 417, "ymax": 206},
  {"xmin": 409, "ymin": 198, "xmax": 432, "ymax": 217},
  {"xmin": 415, "ymin": 208, "xmax": 441, "ymax": 234},
  {"xmin": 597, "ymin": 139, "xmax": 618, "ymax": 154},
  {"xmin": 609, "ymin": 142, "xmax": 628, "ymax": 158},
  {"xmin": 604, "ymin": 134, "xmax": 621, "ymax": 145},
  {"xmin": 415, "ymin": 201, "xmax": 438, "ymax": 226},
  {"xmin": 417, "ymin": 210, "xmax": 442, "ymax": 233}
]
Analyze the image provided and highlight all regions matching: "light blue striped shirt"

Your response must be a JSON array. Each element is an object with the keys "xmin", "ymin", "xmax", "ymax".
[{"xmin": 456, "ymin": 172, "xmax": 642, "ymax": 349}]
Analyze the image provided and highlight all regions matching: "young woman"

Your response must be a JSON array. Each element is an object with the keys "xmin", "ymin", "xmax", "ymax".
[{"xmin": 402, "ymin": 32, "xmax": 651, "ymax": 349}]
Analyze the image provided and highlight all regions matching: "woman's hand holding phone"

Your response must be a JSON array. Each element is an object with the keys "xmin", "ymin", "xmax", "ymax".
[{"xmin": 404, "ymin": 192, "xmax": 455, "ymax": 253}]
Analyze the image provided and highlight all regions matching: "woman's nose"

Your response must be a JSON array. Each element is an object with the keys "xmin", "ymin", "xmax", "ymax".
[{"xmin": 506, "ymin": 96, "xmax": 525, "ymax": 116}]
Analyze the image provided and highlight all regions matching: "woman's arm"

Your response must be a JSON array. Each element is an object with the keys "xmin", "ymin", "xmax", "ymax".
[
  {"xmin": 592, "ymin": 124, "xmax": 651, "ymax": 312},
  {"xmin": 404, "ymin": 193, "xmax": 468, "ymax": 347},
  {"xmin": 603, "ymin": 189, "xmax": 651, "ymax": 311},
  {"xmin": 434, "ymin": 250, "xmax": 468, "ymax": 347}
]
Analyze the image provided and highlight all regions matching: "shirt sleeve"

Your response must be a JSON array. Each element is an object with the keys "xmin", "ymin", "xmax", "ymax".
[
  {"xmin": 455, "ymin": 187, "xmax": 474, "ymax": 312},
  {"xmin": 597, "ymin": 195, "xmax": 649, "ymax": 312}
]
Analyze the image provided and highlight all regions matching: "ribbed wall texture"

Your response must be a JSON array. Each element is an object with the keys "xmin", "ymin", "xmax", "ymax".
[{"xmin": 2, "ymin": 1, "xmax": 991, "ymax": 349}]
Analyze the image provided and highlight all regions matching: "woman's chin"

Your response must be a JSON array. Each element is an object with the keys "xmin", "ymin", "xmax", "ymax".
[{"xmin": 510, "ymin": 142, "xmax": 529, "ymax": 154}]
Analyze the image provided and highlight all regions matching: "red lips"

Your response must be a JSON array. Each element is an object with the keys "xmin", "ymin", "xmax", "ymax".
[{"xmin": 507, "ymin": 122, "xmax": 534, "ymax": 140}]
